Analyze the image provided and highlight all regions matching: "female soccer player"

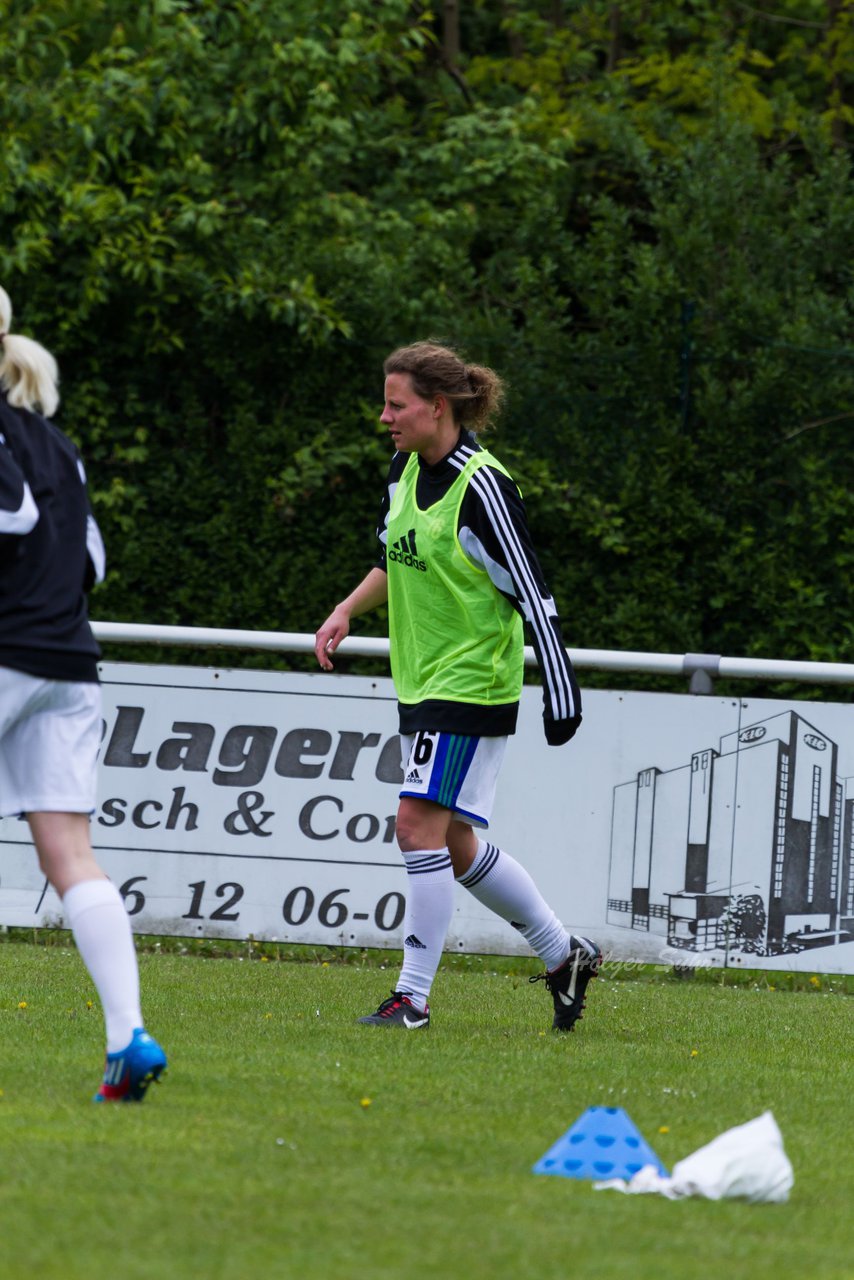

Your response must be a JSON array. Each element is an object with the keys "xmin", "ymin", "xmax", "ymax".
[
  {"xmin": 315, "ymin": 341, "xmax": 600, "ymax": 1031},
  {"xmin": 0, "ymin": 286, "xmax": 166, "ymax": 1100}
]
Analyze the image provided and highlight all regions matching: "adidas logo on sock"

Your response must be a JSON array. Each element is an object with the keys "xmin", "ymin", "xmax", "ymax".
[
  {"xmin": 404, "ymin": 934, "xmax": 427, "ymax": 949},
  {"xmin": 405, "ymin": 768, "xmax": 423, "ymax": 785}
]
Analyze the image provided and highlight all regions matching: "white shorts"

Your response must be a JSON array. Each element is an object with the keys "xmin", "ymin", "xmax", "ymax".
[
  {"xmin": 399, "ymin": 731, "xmax": 508, "ymax": 828},
  {"xmin": 0, "ymin": 668, "xmax": 102, "ymax": 817}
]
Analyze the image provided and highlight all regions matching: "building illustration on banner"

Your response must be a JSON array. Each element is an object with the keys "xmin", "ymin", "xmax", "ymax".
[{"xmin": 607, "ymin": 710, "xmax": 854, "ymax": 956}]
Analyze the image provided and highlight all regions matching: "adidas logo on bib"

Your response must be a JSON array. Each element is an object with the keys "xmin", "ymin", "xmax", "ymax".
[{"xmin": 388, "ymin": 528, "xmax": 427, "ymax": 573}]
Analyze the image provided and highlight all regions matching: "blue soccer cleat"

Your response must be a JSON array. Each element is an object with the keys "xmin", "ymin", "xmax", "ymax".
[{"xmin": 93, "ymin": 1028, "xmax": 167, "ymax": 1102}]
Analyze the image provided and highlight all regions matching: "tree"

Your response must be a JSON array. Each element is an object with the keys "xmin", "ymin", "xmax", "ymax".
[{"xmin": 0, "ymin": 0, "xmax": 851, "ymax": 682}]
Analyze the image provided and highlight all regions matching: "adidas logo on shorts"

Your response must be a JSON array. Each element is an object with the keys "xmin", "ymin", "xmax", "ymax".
[{"xmin": 405, "ymin": 768, "xmax": 423, "ymax": 785}]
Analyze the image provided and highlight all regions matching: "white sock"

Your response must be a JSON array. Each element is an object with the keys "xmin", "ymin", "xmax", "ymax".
[
  {"xmin": 396, "ymin": 848, "xmax": 455, "ymax": 1012},
  {"xmin": 457, "ymin": 839, "xmax": 570, "ymax": 972},
  {"xmin": 63, "ymin": 878, "xmax": 143, "ymax": 1054}
]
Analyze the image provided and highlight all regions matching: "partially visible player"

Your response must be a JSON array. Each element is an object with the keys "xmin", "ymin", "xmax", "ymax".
[
  {"xmin": 315, "ymin": 340, "xmax": 600, "ymax": 1032},
  {"xmin": 0, "ymin": 285, "xmax": 166, "ymax": 1101}
]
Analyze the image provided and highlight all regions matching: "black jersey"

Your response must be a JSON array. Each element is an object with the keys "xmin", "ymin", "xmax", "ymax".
[
  {"xmin": 0, "ymin": 391, "xmax": 104, "ymax": 682},
  {"xmin": 376, "ymin": 429, "xmax": 581, "ymax": 742}
]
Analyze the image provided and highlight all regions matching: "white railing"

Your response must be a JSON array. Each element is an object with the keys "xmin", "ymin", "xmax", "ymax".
[{"xmin": 91, "ymin": 622, "xmax": 854, "ymax": 690}]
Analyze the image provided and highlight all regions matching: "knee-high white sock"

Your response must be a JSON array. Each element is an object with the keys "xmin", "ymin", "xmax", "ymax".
[
  {"xmin": 63, "ymin": 878, "xmax": 143, "ymax": 1054},
  {"xmin": 457, "ymin": 838, "xmax": 570, "ymax": 971},
  {"xmin": 396, "ymin": 848, "xmax": 455, "ymax": 1012}
]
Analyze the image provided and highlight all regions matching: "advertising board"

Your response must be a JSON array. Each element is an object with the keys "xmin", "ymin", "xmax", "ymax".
[{"xmin": 2, "ymin": 662, "xmax": 851, "ymax": 973}]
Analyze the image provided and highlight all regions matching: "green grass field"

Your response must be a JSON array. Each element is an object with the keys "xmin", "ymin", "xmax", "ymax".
[{"xmin": 1, "ymin": 939, "xmax": 851, "ymax": 1280}]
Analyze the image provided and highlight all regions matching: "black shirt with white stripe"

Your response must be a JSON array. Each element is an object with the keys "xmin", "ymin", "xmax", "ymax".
[
  {"xmin": 0, "ymin": 391, "xmax": 104, "ymax": 682},
  {"xmin": 377, "ymin": 429, "xmax": 582, "ymax": 742}
]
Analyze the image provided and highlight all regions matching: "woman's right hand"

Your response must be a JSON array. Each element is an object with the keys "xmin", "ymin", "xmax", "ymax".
[{"xmin": 314, "ymin": 608, "xmax": 350, "ymax": 671}]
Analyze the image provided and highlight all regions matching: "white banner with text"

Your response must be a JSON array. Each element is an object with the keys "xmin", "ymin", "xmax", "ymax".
[{"xmin": 1, "ymin": 662, "xmax": 852, "ymax": 974}]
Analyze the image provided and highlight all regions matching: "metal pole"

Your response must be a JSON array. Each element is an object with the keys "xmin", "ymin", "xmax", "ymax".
[{"xmin": 90, "ymin": 623, "xmax": 854, "ymax": 687}]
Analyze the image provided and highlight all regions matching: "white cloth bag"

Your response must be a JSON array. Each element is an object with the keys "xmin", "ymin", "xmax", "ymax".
[{"xmin": 594, "ymin": 1111, "xmax": 794, "ymax": 1203}]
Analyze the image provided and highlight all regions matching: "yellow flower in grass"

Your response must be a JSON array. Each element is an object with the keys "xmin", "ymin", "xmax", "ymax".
[
  {"xmin": 690, "ymin": 1049, "xmax": 699, "ymax": 1057},
  {"xmin": 809, "ymin": 976, "xmax": 821, "ymax": 988},
  {"xmin": 658, "ymin": 1126, "xmax": 670, "ymax": 1134},
  {"xmin": 17, "ymin": 1001, "xmax": 27, "ymax": 1010},
  {"xmin": 360, "ymin": 1097, "xmax": 372, "ymax": 1109}
]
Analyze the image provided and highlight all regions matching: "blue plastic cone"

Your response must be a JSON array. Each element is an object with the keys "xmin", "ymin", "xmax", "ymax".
[{"xmin": 533, "ymin": 1106, "xmax": 669, "ymax": 1181}]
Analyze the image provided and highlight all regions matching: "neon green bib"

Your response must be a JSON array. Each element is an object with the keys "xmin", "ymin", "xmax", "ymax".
[{"xmin": 387, "ymin": 449, "xmax": 524, "ymax": 709}]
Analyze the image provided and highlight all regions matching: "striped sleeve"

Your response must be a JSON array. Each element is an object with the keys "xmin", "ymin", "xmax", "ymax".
[
  {"xmin": 0, "ymin": 431, "xmax": 39, "ymax": 535},
  {"xmin": 76, "ymin": 456, "xmax": 106, "ymax": 585},
  {"xmin": 454, "ymin": 453, "xmax": 582, "ymax": 743}
]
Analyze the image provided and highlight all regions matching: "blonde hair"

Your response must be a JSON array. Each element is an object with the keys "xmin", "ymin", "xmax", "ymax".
[
  {"xmin": 0, "ymin": 286, "xmax": 60, "ymax": 418},
  {"xmin": 383, "ymin": 340, "xmax": 505, "ymax": 433}
]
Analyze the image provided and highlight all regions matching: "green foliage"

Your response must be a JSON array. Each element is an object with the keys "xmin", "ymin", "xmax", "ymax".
[{"xmin": 0, "ymin": 0, "xmax": 852, "ymax": 677}]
